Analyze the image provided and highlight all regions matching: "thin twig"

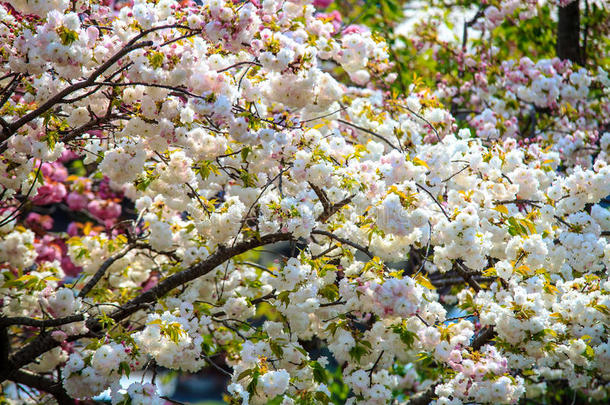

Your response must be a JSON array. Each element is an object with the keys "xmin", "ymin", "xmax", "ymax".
[
  {"xmin": 415, "ymin": 183, "xmax": 450, "ymax": 221},
  {"xmin": 367, "ymin": 350, "xmax": 384, "ymax": 387},
  {"xmin": 216, "ymin": 60, "xmax": 262, "ymax": 73},
  {"xmin": 311, "ymin": 229, "xmax": 375, "ymax": 259},
  {"xmin": 78, "ymin": 245, "xmax": 134, "ymax": 297},
  {"xmin": 337, "ymin": 118, "xmax": 400, "ymax": 150},
  {"xmin": 414, "ymin": 221, "xmax": 432, "ymax": 277},
  {"xmin": 0, "ymin": 161, "xmax": 43, "ymax": 228}
]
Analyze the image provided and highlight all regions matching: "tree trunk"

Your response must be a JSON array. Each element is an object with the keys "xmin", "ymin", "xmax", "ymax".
[{"xmin": 557, "ymin": 0, "xmax": 582, "ymax": 64}]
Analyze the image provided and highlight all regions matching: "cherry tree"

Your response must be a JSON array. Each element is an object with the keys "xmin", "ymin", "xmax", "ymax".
[{"xmin": 0, "ymin": 0, "xmax": 608, "ymax": 404}]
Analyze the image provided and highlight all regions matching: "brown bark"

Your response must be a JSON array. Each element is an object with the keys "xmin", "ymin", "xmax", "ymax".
[
  {"xmin": 1, "ymin": 232, "xmax": 293, "ymax": 378},
  {"xmin": 557, "ymin": 1, "xmax": 583, "ymax": 64},
  {"xmin": 10, "ymin": 370, "xmax": 75, "ymax": 405}
]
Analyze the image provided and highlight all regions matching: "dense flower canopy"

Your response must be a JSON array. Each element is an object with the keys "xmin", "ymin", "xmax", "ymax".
[{"xmin": 0, "ymin": 0, "xmax": 609, "ymax": 404}]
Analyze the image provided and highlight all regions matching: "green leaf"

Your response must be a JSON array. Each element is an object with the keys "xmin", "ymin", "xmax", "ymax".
[
  {"xmin": 311, "ymin": 361, "xmax": 327, "ymax": 384},
  {"xmin": 349, "ymin": 342, "xmax": 370, "ymax": 363},
  {"xmin": 68, "ymin": 159, "xmax": 87, "ymax": 176},
  {"xmin": 270, "ymin": 341, "xmax": 284, "ymax": 358},
  {"xmin": 315, "ymin": 391, "xmax": 331, "ymax": 404},
  {"xmin": 241, "ymin": 147, "xmax": 251, "ymax": 162},
  {"xmin": 147, "ymin": 50, "xmax": 165, "ymax": 69},
  {"xmin": 319, "ymin": 284, "xmax": 339, "ymax": 302},
  {"xmin": 239, "ymin": 169, "xmax": 258, "ymax": 188},
  {"xmin": 391, "ymin": 323, "xmax": 418, "ymax": 349},
  {"xmin": 277, "ymin": 291, "xmax": 290, "ymax": 306},
  {"xmin": 195, "ymin": 160, "xmax": 219, "ymax": 181},
  {"xmin": 584, "ymin": 345, "xmax": 595, "ymax": 360},
  {"xmin": 246, "ymin": 370, "xmax": 260, "ymax": 396},
  {"xmin": 118, "ymin": 361, "xmax": 131, "ymax": 377},
  {"xmin": 237, "ymin": 369, "xmax": 253, "ymax": 381},
  {"xmin": 135, "ymin": 172, "xmax": 158, "ymax": 191},
  {"xmin": 594, "ymin": 304, "xmax": 610, "ymax": 316},
  {"xmin": 56, "ymin": 26, "xmax": 79, "ymax": 46},
  {"xmin": 415, "ymin": 273, "xmax": 436, "ymax": 290}
]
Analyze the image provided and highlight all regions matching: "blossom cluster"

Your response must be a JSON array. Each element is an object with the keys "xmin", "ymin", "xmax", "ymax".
[{"xmin": 0, "ymin": 0, "xmax": 608, "ymax": 404}]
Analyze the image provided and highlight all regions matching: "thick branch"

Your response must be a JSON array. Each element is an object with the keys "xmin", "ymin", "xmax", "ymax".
[
  {"xmin": 406, "ymin": 384, "xmax": 436, "ymax": 405},
  {"xmin": 471, "ymin": 325, "xmax": 496, "ymax": 351},
  {"xmin": 0, "ymin": 314, "xmax": 85, "ymax": 328},
  {"xmin": 454, "ymin": 261, "xmax": 482, "ymax": 292},
  {"xmin": 557, "ymin": 1, "xmax": 582, "ymax": 64},
  {"xmin": 117, "ymin": 233, "xmax": 292, "ymax": 314},
  {"xmin": 0, "ymin": 74, "xmax": 21, "ymax": 117},
  {"xmin": 8, "ymin": 369, "xmax": 74, "ymax": 405},
  {"xmin": 309, "ymin": 182, "xmax": 354, "ymax": 223},
  {"xmin": 5, "ymin": 41, "xmax": 153, "ymax": 135},
  {"xmin": 4, "ymin": 232, "xmax": 293, "ymax": 374},
  {"xmin": 0, "ymin": 325, "xmax": 8, "ymax": 373}
]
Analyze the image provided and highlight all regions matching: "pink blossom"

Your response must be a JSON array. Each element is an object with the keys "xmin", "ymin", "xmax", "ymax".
[
  {"xmin": 66, "ymin": 192, "xmax": 88, "ymax": 211},
  {"xmin": 316, "ymin": 10, "xmax": 342, "ymax": 32},
  {"xmin": 142, "ymin": 275, "xmax": 159, "ymax": 292},
  {"xmin": 41, "ymin": 162, "xmax": 68, "ymax": 182},
  {"xmin": 313, "ymin": 0, "xmax": 333, "ymax": 8},
  {"xmin": 87, "ymin": 200, "xmax": 122, "ymax": 221},
  {"xmin": 35, "ymin": 236, "xmax": 61, "ymax": 262},
  {"xmin": 61, "ymin": 256, "xmax": 82, "ymax": 277},
  {"xmin": 59, "ymin": 150, "xmax": 80, "ymax": 162},
  {"xmin": 26, "ymin": 212, "xmax": 53, "ymax": 230},
  {"xmin": 342, "ymin": 25, "xmax": 367, "ymax": 35},
  {"xmin": 67, "ymin": 222, "xmax": 80, "ymax": 236},
  {"xmin": 33, "ymin": 183, "xmax": 67, "ymax": 205},
  {"xmin": 51, "ymin": 330, "xmax": 68, "ymax": 342}
]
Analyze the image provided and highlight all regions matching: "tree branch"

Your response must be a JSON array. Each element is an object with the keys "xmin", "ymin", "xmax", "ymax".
[
  {"xmin": 454, "ymin": 260, "xmax": 482, "ymax": 292},
  {"xmin": 406, "ymin": 384, "xmax": 436, "ymax": 405},
  {"xmin": 415, "ymin": 183, "xmax": 451, "ymax": 221},
  {"xmin": 309, "ymin": 182, "xmax": 354, "ymax": 223},
  {"xmin": 3, "ymin": 232, "xmax": 294, "ymax": 375},
  {"xmin": 311, "ymin": 229, "xmax": 375, "ymax": 259},
  {"xmin": 0, "ymin": 314, "xmax": 85, "ymax": 328},
  {"xmin": 557, "ymin": 1, "xmax": 582, "ymax": 64},
  {"xmin": 0, "ymin": 25, "xmax": 195, "ymax": 149},
  {"xmin": 337, "ymin": 118, "xmax": 400, "ymax": 150},
  {"xmin": 5, "ymin": 41, "xmax": 153, "ymax": 135},
  {"xmin": 8, "ymin": 369, "xmax": 74, "ymax": 405},
  {"xmin": 471, "ymin": 325, "xmax": 495, "ymax": 351},
  {"xmin": 78, "ymin": 244, "xmax": 134, "ymax": 298}
]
